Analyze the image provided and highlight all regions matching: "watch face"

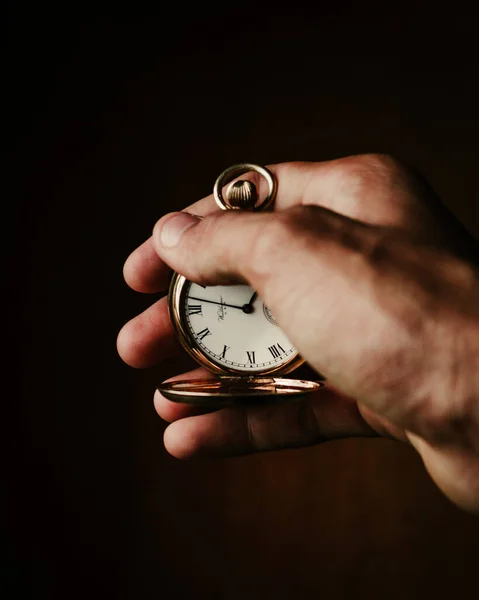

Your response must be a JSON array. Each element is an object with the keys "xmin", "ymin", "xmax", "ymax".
[{"xmin": 178, "ymin": 280, "xmax": 299, "ymax": 374}]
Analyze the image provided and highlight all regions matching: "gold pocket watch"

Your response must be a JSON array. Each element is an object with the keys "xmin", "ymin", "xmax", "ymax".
[{"xmin": 158, "ymin": 163, "xmax": 324, "ymax": 406}]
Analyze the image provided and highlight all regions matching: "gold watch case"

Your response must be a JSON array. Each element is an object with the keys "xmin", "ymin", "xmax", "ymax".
[{"xmin": 157, "ymin": 273, "xmax": 324, "ymax": 406}]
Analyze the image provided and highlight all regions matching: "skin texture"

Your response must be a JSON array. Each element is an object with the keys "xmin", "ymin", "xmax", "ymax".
[{"xmin": 117, "ymin": 155, "xmax": 479, "ymax": 514}]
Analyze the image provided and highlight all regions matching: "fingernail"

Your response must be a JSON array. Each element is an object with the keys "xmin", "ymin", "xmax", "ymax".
[{"xmin": 159, "ymin": 212, "xmax": 200, "ymax": 248}]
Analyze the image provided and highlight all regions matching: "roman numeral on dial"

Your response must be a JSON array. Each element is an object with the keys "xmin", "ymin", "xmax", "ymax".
[
  {"xmin": 197, "ymin": 327, "xmax": 212, "ymax": 341},
  {"xmin": 246, "ymin": 351, "xmax": 256, "ymax": 364},
  {"xmin": 188, "ymin": 304, "xmax": 203, "ymax": 316},
  {"xmin": 220, "ymin": 345, "xmax": 230, "ymax": 359},
  {"xmin": 268, "ymin": 344, "xmax": 285, "ymax": 359}
]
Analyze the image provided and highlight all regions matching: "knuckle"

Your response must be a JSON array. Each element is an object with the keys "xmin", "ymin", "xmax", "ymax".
[
  {"xmin": 339, "ymin": 153, "xmax": 407, "ymax": 192},
  {"xmin": 330, "ymin": 153, "xmax": 428, "ymax": 224},
  {"xmin": 359, "ymin": 153, "xmax": 405, "ymax": 175}
]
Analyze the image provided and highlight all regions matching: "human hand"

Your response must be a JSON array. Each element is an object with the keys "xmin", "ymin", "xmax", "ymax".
[{"xmin": 117, "ymin": 155, "xmax": 479, "ymax": 514}]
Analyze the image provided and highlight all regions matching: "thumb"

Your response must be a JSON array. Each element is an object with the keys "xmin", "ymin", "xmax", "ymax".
[
  {"xmin": 152, "ymin": 208, "xmax": 283, "ymax": 286},
  {"xmin": 152, "ymin": 204, "xmax": 361, "ymax": 289},
  {"xmin": 152, "ymin": 204, "xmax": 378, "ymax": 367}
]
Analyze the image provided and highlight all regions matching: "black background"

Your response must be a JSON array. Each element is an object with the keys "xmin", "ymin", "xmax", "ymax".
[{"xmin": 6, "ymin": 3, "xmax": 479, "ymax": 599}]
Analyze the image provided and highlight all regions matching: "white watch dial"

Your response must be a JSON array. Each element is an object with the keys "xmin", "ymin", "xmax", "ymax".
[{"xmin": 183, "ymin": 282, "xmax": 297, "ymax": 373}]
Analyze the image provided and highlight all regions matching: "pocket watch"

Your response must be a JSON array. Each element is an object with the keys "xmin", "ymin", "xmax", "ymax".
[{"xmin": 158, "ymin": 163, "xmax": 324, "ymax": 406}]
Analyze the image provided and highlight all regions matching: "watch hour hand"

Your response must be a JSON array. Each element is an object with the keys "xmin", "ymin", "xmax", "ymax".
[{"xmin": 242, "ymin": 291, "xmax": 257, "ymax": 314}]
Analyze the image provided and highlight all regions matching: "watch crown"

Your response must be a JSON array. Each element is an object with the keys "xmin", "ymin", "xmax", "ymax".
[{"xmin": 225, "ymin": 180, "xmax": 258, "ymax": 210}]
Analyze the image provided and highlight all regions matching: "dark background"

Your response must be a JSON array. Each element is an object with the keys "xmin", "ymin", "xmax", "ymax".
[{"xmin": 6, "ymin": 4, "xmax": 479, "ymax": 599}]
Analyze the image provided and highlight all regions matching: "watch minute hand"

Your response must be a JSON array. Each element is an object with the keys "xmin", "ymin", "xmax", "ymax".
[{"xmin": 188, "ymin": 296, "xmax": 245, "ymax": 311}]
